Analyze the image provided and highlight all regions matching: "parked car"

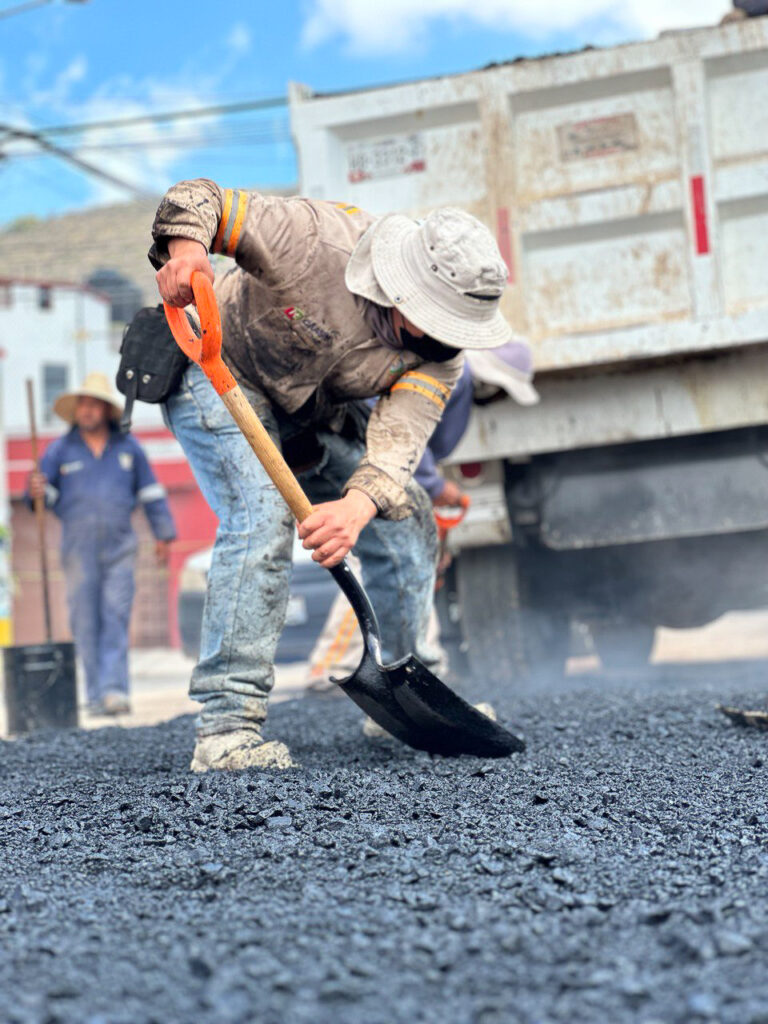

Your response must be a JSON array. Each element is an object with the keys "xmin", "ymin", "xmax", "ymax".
[{"xmin": 178, "ymin": 538, "xmax": 337, "ymax": 663}]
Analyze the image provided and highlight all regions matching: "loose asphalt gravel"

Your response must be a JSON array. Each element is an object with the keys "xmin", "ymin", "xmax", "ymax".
[{"xmin": 1, "ymin": 662, "xmax": 768, "ymax": 1024}]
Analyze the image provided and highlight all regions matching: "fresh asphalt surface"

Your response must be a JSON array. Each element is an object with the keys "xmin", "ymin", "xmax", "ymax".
[{"xmin": 1, "ymin": 662, "xmax": 767, "ymax": 1024}]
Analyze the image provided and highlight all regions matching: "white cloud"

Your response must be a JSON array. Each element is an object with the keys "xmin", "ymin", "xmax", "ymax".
[
  {"xmin": 227, "ymin": 22, "xmax": 252, "ymax": 54},
  {"xmin": 26, "ymin": 55, "xmax": 88, "ymax": 108},
  {"xmin": 301, "ymin": 0, "xmax": 731, "ymax": 54},
  {"xmin": 3, "ymin": 23, "xmax": 258, "ymax": 213}
]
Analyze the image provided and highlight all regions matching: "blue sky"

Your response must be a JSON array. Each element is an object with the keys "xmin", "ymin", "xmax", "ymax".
[{"xmin": 0, "ymin": 0, "xmax": 730, "ymax": 225}]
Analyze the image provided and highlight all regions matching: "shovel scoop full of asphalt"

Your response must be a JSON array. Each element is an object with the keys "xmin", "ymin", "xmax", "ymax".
[{"xmin": 164, "ymin": 272, "xmax": 525, "ymax": 758}]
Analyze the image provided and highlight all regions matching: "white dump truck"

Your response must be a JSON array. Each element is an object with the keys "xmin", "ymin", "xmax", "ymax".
[{"xmin": 289, "ymin": 17, "xmax": 768, "ymax": 682}]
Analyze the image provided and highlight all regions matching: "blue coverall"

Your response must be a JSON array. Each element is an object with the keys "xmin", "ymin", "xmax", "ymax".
[{"xmin": 31, "ymin": 427, "xmax": 176, "ymax": 705}]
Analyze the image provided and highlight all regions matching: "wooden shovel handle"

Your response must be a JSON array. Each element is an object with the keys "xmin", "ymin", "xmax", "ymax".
[
  {"xmin": 163, "ymin": 272, "xmax": 314, "ymax": 524},
  {"xmin": 219, "ymin": 385, "xmax": 313, "ymax": 523}
]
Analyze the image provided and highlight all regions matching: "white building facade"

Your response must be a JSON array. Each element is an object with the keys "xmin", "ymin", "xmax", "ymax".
[{"xmin": 0, "ymin": 278, "xmax": 162, "ymax": 436}]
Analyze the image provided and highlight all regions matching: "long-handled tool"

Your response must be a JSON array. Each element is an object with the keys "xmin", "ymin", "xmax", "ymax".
[
  {"xmin": 164, "ymin": 273, "xmax": 524, "ymax": 757},
  {"xmin": 26, "ymin": 379, "xmax": 53, "ymax": 642},
  {"xmin": 2, "ymin": 384, "xmax": 77, "ymax": 735}
]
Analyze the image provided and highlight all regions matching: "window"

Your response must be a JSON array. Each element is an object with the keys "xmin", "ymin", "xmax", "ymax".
[
  {"xmin": 42, "ymin": 364, "xmax": 69, "ymax": 425},
  {"xmin": 38, "ymin": 285, "xmax": 52, "ymax": 311}
]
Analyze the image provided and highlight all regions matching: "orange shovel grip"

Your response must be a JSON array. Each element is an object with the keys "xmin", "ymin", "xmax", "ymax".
[
  {"xmin": 163, "ymin": 271, "xmax": 236, "ymax": 396},
  {"xmin": 434, "ymin": 493, "xmax": 471, "ymax": 534}
]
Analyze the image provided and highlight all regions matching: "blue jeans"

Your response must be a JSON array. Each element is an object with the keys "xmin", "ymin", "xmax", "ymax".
[
  {"xmin": 62, "ymin": 530, "xmax": 136, "ymax": 704},
  {"xmin": 163, "ymin": 364, "xmax": 437, "ymax": 737}
]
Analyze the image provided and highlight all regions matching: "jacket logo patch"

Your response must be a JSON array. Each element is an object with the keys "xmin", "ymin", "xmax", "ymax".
[
  {"xmin": 119, "ymin": 453, "xmax": 134, "ymax": 471},
  {"xmin": 283, "ymin": 309, "xmax": 333, "ymax": 343},
  {"xmin": 60, "ymin": 460, "xmax": 83, "ymax": 476}
]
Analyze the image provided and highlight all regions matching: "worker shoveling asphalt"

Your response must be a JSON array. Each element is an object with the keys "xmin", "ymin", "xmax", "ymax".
[
  {"xmin": 151, "ymin": 180, "xmax": 531, "ymax": 770},
  {"xmin": 164, "ymin": 273, "xmax": 523, "ymax": 762}
]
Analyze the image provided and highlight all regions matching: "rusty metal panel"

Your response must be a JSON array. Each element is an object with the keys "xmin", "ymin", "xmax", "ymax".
[
  {"xmin": 512, "ymin": 68, "xmax": 678, "ymax": 201},
  {"xmin": 707, "ymin": 49, "xmax": 768, "ymax": 166},
  {"xmin": 522, "ymin": 212, "xmax": 690, "ymax": 340}
]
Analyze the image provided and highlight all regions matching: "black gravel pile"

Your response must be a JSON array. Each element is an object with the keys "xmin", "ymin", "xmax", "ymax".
[{"xmin": 1, "ymin": 666, "xmax": 768, "ymax": 1024}]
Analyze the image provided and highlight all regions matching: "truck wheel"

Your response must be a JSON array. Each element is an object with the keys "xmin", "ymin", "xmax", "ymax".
[
  {"xmin": 455, "ymin": 544, "xmax": 570, "ymax": 688},
  {"xmin": 591, "ymin": 621, "xmax": 656, "ymax": 672}
]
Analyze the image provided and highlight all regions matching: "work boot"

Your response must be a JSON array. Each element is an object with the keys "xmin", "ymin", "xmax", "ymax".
[
  {"xmin": 362, "ymin": 701, "xmax": 497, "ymax": 740},
  {"xmin": 99, "ymin": 692, "xmax": 131, "ymax": 716},
  {"xmin": 718, "ymin": 704, "xmax": 768, "ymax": 730},
  {"xmin": 190, "ymin": 729, "xmax": 296, "ymax": 772}
]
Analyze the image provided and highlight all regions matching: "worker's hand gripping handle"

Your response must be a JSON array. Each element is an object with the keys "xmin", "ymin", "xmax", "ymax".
[{"xmin": 163, "ymin": 272, "xmax": 314, "ymax": 523}]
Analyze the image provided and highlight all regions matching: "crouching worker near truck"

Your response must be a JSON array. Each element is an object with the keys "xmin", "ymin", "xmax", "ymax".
[{"xmin": 151, "ymin": 179, "xmax": 529, "ymax": 772}]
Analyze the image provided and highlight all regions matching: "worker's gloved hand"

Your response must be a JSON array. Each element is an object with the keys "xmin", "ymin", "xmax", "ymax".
[
  {"xmin": 28, "ymin": 471, "xmax": 47, "ymax": 502},
  {"xmin": 156, "ymin": 238, "xmax": 215, "ymax": 308},
  {"xmin": 298, "ymin": 490, "xmax": 377, "ymax": 568},
  {"xmin": 433, "ymin": 479, "xmax": 465, "ymax": 508}
]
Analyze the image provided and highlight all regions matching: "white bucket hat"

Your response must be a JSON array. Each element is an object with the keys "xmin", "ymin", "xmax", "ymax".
[
  {"xmin": 465, "ymin": 341, "xmax": 539, "ymax": 407},
  {"xmin": 345, "ymin": 207, "xmax": 514, "ymax": 350},
  {"xmin": 53, "ymin": 371, "xmax": 123, "ymax": 424}
]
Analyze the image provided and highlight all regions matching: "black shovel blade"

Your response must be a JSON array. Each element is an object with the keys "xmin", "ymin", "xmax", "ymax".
[
  {"xmin": 337, "ymin": 649, "xmax": 525, "ymax": 757},
  {"xmin": 328, "ymin": 560, "xmax": 525, "ymax": 758}
]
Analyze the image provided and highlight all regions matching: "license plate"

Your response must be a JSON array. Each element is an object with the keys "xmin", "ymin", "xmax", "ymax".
[
  {"xmin": 285, "ymin": 594, "xmax": 308, "ymax": 627},
  {"xmin": 347, "ymin": 133, "xmax": 426, "ymax": 183}
]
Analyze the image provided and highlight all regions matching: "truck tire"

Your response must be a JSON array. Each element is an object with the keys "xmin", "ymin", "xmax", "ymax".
[
  {"xmin": 590, "ymin": 621, "xmax": 656, "ymax": 672},
  {"xmin": 455, "ymin": 544, "xmax": 570, "ymax": 688}
]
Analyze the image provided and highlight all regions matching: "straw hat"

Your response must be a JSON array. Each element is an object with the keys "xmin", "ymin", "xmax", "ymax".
[
  {"xmin": 345, "ymin": 207, "xmax": 513, "ymax": 350},
  {"xmin": 53, "ymin": 371, "xmax": 123, "ymax": 424}
]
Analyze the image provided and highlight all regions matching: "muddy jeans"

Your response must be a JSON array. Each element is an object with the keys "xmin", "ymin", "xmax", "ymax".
[{"xmin": 163, "ymin": 364, "xmax": 438, "ymax": 737}]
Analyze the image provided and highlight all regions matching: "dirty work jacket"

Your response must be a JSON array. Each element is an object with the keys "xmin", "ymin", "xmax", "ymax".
[
  {"xmin": 149, "ymin": 180, "xmax": 463, "ymax": 520},
  {"xmin": 30, "ymin": 427, "xmax": 176, "ymax": 556}
]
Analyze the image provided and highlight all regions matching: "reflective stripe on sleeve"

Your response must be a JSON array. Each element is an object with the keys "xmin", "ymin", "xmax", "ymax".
[
  {"xmin": 138, "ymin": 483, "xmax": 167, "ymax": 504},
  {"xmin": 45, "ymin": 484, "xmax": 59, "ymax": 507},
  {"xmin": 390, "ymin": 370, "xmax": 450, "ymax": 411},
  {"xmin": 212, "ymin": 189, "xmax": 246, "ymax": 256}
]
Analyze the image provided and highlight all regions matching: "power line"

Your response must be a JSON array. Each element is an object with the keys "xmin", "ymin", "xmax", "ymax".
[
  {"xmin": 37, "ymin": 95, "xmax": 289, "ymax": 136},
  {"xmin": 2, "ymin": 127, "xmax": 292, "ymax": 159},
  {"xmin": 0, "ymin": 0, "xmax": 87, "ymax": 20},
  {"xmin": 0, "ymin": 123, "xmax": 150, "ymax": 196}
]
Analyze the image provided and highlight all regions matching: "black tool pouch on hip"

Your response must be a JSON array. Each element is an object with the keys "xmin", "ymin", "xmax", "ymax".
[{"xmin": 115, "ymin": 305, "xmax": 190, "ymax": 431}]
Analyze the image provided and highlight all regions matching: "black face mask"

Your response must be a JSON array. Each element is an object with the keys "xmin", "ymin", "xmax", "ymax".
[{"xmin": 400, "ymin": 327, "xmax": 458, "ymax": 363}]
